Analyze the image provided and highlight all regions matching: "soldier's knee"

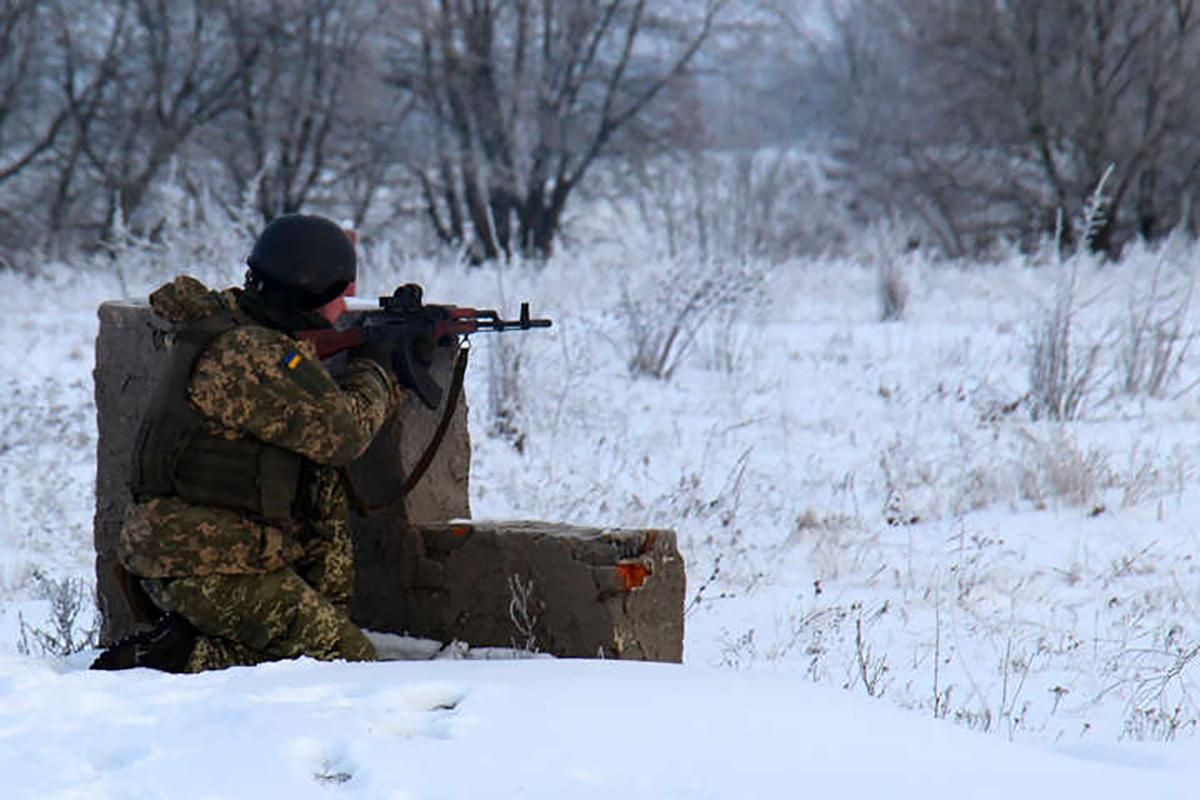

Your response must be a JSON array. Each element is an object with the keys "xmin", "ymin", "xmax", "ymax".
[
  {"xmin": 335, "ymin": 622, "xmax": 376, "ymax": 662},
  {"xmin": 143, "ymin": 569, "xmax": 374, "ymax": 666}
]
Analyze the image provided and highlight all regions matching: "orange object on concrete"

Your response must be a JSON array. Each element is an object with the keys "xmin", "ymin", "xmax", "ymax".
[{"xmin": 616, "ymin": 560, "xmax": 652, "ymax": 591}]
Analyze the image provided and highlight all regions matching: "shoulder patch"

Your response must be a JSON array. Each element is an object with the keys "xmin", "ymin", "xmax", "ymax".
[{"xmin": 281, "ymin": 347, "xmax": 335, "ymax": 396}]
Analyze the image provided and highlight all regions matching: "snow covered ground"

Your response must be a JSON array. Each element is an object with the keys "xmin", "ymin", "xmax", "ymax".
[
  {"xmin": 5, "ymin": 228, "xmax": 1200, "ymax": 796},
  {"xmin": 6, "ymin": 654, "xmax": 1200, "ymax": 799}
]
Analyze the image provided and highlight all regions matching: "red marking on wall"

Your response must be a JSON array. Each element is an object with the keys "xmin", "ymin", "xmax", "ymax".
[
  {"xmin": 451, "ymin": 525, "xmax": 472, "ymax": 538},
  {"xmin": 616, "ymin": 560, "xmax": 652, "ymax": 591}
]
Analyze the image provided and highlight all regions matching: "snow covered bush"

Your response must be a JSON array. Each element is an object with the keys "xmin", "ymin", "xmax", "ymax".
[
  {"xmin": 616, "ymin": 259, "xmax": 764, "ymax": 380},
  {"xmin": 864, "ymin": 221, "xmax": 918, "ymax": 322},
  {"xmin": 694, "ymin": 305, "xmax": 759, "ymax": 375},
  {"xmin": 487, "ymin": 333, "xmax": 527, "ymax": 449},
  {"xmin": 16, "ymin": 572, "xmax": 97, "ymax": 659},
  {"xmin": 100, "ymin": 184, "xmax": 261, "ymax": 295},
  {"xmin": 1015, "ymin": 427, "xmax": 1114, "ymax": 511},
  {"xmin": 1117, "ymin": 259, "xmax": 1195, "ymax": 398},
  {"xmin": 1028, "ymin": 259, "xmax": 1105, "ymax": 420},
  {"xmin": 878, "ymin": 255, "xmax": 909, "ymax": 323}
]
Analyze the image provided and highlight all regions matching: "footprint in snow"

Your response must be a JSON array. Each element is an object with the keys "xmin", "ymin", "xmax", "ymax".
[
  {"xmin": 367, "ymin": 682, "xmax": 467, "ymax": 739},
  {"xmin": 396, "ymin": 681, "xmax": 465, "ymax": 712},
  {"xmin": 288, "ymin": 737, "xmax": 361, "ymax": 788}
]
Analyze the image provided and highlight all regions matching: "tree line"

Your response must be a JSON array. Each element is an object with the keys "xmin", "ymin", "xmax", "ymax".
[
  {"xmin": 0, "ymin": 0, "xmax": 725, "ymax": 265},
  {"xmin": 6, "ymin": 0, "xmax": 1197, "ymax": 267},
  {"xmin": 797, "ymin": 0, "xmax": 1200, "ymax": 257}
]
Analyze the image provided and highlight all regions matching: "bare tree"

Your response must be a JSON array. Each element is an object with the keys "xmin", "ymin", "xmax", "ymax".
[
  {"xmin": 394, "ymin": 0, "xmax": 728, "ymax": 260},
  {"xmin": 211, "ymin": 0, "xmax": 411, "ymax": 226},
  {"xmin": 0, "ymin": 1, "xmax": 73, "ymax": 258},
  {"xmin": 53, "ymin": 0, "xmax": 258, "ymax": 240},
  {"xmin": 0, "ymin": 2, "xmax": 68, "ymax": 187},
  {"xmin": 799, "ymin": 0, "xmax": 1200, "ymax": 256},
  {"xmin": 3, "ymin": 0, "xmax": 743, "ymax": 262}
]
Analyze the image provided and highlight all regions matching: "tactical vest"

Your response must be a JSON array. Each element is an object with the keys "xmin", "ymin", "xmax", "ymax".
[{"xmin": 131, "ymin": 304, "xmax": 304, "ymax": 522}]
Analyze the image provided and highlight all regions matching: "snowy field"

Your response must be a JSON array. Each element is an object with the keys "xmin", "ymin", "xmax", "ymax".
[
  {"xmin": 6, "ymin": 654, "xmax": 1200, "ymax": 799},
  {"xmin": 5, "ymin": 228, "xmax": 1200, "ymax": 796}
]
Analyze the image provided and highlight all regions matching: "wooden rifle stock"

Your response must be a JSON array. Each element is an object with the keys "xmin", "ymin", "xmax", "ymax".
[{"xmin": 297, "ymin": 327, "xmax": 366, "ymax": 360}]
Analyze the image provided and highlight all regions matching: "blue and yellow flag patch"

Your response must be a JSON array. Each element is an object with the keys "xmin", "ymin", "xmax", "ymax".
[{"xmin": 279, "ymin": 347, "xmax": 331, "ymax": 396}]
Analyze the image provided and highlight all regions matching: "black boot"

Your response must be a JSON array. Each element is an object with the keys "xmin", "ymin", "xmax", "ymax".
[{"xmin": 90, "ymin": 613, "xmax": 196, "ymax": 673}]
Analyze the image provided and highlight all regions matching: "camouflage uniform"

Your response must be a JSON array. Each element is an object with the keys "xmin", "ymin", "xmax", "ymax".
[{"xmin": 118, "ymin": 276, "xmax": 397, "ymax": 672}]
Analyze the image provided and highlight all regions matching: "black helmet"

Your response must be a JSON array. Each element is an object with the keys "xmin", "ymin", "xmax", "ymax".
[{"xmin": 246, "ymin": 214, "xmax": 356, "ymax": 309}]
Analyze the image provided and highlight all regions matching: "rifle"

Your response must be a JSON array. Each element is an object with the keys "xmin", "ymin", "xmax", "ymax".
[{"xmin": 297, "ymin": 283, "xmax": 552, "ymax": 410}]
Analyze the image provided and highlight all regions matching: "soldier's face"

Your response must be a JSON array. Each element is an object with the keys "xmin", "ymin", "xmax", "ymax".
[{"xmin": 316, "ymin": 282, "xmax": 354, "ymax": 325}]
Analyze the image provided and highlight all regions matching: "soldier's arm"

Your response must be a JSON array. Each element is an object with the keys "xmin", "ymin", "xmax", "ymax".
[{"xmin": 189, "ymin": 326, "xmax": 397, "ymax": 467}]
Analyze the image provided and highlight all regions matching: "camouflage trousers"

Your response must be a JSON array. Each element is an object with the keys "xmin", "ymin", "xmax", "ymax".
[{"xmin": 142, "ymin": 568, "xmax": 376, "ymax": 673}]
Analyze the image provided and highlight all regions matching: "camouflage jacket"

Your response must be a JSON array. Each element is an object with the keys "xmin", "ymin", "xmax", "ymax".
[{"xmin": 119, "ymin": 276, "xmax": 396, "ymax": 605}]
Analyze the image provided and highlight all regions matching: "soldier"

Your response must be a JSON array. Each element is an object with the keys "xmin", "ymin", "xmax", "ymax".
[{"xmin": 92, "ymin": 214, "xmax": 400, "ymax": 673}]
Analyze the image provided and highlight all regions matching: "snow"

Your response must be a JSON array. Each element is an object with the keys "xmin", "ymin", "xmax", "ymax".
[
  {"xmin": 4, "ymin": 655, "xmax": 1199, "ymax": 799},
  {"xmin": 6, "ymin": 230, "xmax": 1200, "ymax": 795}
]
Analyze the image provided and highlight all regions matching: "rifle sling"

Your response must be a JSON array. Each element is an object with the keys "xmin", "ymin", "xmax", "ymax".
[
  {"xmin": 343, "ymin": 344, "xmax": 469, "ymax": 516},
  {"xmin": 401, "ymin": 343, "xmax": 469, "ymax": 498}
]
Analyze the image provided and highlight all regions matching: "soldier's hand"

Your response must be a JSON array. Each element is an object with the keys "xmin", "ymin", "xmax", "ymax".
[
  {"xmin": 412, "ymin": 334, "xmax": 436, "ymax": 366},
  {"xmin": 355, "ymin": 340, "xmax": 394, "ymax": 374},
  {"xmin": 392, "ymin": 383, "xmax": 411, "ymax": 407}
]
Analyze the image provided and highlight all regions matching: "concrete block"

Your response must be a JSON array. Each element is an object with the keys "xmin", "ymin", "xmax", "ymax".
[{"xmin": 352, "ymin": 521, "xmax": 685, "ymax": 662}]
